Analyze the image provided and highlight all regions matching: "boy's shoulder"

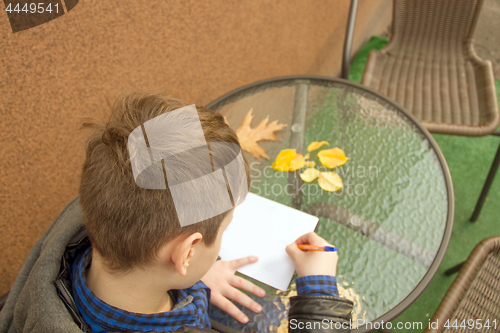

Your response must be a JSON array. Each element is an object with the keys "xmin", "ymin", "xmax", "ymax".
[{"xmin": 0, "ymin": 197, "xmax": 89, "ymax": 333}]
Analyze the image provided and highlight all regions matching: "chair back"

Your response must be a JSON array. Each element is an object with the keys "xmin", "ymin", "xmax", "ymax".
[{"xmin": 389, "ymin": 0, "xmax": 485, "ymax": 59}]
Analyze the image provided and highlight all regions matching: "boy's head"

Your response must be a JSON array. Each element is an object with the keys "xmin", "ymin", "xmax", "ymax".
[{"xmin": 79, "ymin": 92, "xmax": 249, "ymax": 284}]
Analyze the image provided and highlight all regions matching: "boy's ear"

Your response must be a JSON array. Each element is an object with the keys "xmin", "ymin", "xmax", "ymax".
[{"xmin": 173, "ymin": 232, "xmax": 203, "ymax": 276}]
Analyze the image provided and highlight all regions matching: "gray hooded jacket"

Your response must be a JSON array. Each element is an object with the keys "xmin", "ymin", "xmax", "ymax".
[{"xmin": 0, "ymin": 197, "xmax": 353, "ymax": 333}]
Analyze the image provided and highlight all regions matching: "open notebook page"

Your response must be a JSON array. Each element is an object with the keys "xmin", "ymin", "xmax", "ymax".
[{"xmin": 218, "ymin": 193, "xmax": 319, "ymax": 291}]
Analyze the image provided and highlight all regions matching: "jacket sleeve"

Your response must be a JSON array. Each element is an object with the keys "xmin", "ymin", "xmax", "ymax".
[{"xmin": 288, "ymin": 295, "xmax": 353, "ymax": 333}]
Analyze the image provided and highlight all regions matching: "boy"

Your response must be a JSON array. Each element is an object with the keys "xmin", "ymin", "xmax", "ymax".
[{"xmin": 0, "ymin": 93, "xmax": 353, "ymax": 333}]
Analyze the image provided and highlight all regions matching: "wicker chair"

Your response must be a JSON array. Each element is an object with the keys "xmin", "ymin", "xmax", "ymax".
[
  {"xmin": 342, "ymin": 0, "xmax": 500, "ymax": 221},
  {"xmin": 424, "ymin": 236, "xmax": 500, "ymax": 332}
]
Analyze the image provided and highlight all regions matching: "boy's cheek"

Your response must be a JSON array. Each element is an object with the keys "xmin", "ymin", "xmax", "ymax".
[{"xmin": 190, "ymin": 248, "xmax": 218, "ymax": 279}]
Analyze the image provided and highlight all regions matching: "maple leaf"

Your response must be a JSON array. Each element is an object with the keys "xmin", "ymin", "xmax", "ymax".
[{"xmin": 235, "ymin": 108, "xmax": 286, "ymax": 159}]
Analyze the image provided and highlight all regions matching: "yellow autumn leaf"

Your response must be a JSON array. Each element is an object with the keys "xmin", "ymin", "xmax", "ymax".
[
  {"xmin": 289, "ymin": 154, "xmax": 305, "ymax": 171},
  {"xmin": 272, "ymin": 149, "xmax": 297, "ymax": 171},
  {"xmin": 300, "ymin": 168, "xmax": 320, "ymax": 182},
  {"xmin": 272, "ymin": 149, "xmax": 305, "ymax": 171},
  {"xmin": 318, "ymin": 172, "xmax": 343, "ymax": 192},
  {"xmin": 307, "ymin": 141, "xmax": 330, "ymax": 153},
  {"xmin": 304, "ymin": 160, "xmax": 316, "ymax": 167},
  {"xmin": 317, "ymin": 147, "xmax": 349, "ymax": 168}
]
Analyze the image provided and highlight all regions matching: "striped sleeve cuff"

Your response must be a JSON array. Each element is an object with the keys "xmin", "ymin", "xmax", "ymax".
[{"xmin": 296, "ymin": 275, "xmax": 339, "ymax": 297}]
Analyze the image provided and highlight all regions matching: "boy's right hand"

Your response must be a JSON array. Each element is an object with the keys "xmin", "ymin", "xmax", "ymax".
[
  {"xmin": 201, "ymin": 256, "xmax": 265, "ymax": 324},
  {"xmin": 286, "ymin": 232, "xmax": 338, "ymax": 278}
]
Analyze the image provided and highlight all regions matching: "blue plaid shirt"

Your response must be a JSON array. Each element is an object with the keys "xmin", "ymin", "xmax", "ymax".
[
  {"xmin": 71, "ymin": 245, "xmax": 338, "ymax": 332},
  {"xmin": 295, "ymin": 275, "xmax": 339, "ymax": 296},
  {"xmin": 71, "ymin": 246, "xmax": 211, "ymax": 332}
]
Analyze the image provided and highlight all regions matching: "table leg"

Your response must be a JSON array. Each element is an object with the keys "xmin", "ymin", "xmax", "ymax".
[
  {"xmin": 288, "ymin": 80, "xmax": 309, "ymax": 209},
  {"xmin": 444, "ymin": 261, "xmax": 464, "ymax": 276},
  {"xmin": 470, "ymin": 139, "xmax": 500, "ymax": 222}
]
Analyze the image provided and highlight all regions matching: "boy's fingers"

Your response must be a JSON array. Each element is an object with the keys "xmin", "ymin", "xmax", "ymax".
[
  {"xmin": 313, "ymin": 233, "xmax": 332, "ymax": 246},
  {"xmin": 295, "ymin": 232, "xmax": 330, "ymax": 246},
  {"xmin": 211, "ymin": 293, "xmax": 249, "ymax": 324},
  {"xmin": 231, "ymin": 275, "xmax": 266, "ymax": 298},
  {"xmin": 226, "ymin": 286, "xmax": 263, "ymax": 314},
  {"xmin": 230, "ymin": 256, "xmax": 258, "ymax": 270},
  {"xmin": 285, "ymin": 243, "xmax": 301, "ymax": 260},
  {"xmin": 294, "ymin": 232, "xmax": 317, "ymax": 245}
]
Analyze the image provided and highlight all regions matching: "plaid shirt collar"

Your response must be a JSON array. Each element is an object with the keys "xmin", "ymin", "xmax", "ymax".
[{"xmin": 71, "ymin": 245, "xmax": 211, "ymax": 332}]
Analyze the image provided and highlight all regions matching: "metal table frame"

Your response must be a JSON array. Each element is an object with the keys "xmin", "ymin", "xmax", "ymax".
[{"xmin": 207, "ymin": 75, "xmax": 454, "ymax": 333}]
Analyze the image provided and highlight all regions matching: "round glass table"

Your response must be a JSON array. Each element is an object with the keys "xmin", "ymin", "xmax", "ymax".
[{"xmin": 207, "ymin": 76, "xmax": 454, "ymax": 332}]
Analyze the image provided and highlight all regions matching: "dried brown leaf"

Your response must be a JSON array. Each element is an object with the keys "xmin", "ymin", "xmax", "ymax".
[{"xmin": 236, "ymin": 108, "xmax": 286, "ymax": 159}]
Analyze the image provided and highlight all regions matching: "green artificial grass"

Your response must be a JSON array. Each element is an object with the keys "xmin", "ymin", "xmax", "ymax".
[{"xmin": 349, "ymin": 36, "xmax": 500, "ymax": 332}]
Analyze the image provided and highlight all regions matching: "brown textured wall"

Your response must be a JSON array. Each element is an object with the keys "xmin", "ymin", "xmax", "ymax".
[{"xmin": 0, "ymin": 0, "xmax": 391, "ymax": 295}]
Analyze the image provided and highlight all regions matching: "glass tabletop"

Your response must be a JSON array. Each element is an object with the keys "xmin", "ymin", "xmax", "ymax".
[{"xmin": 207, "ymin": 76, "xmax": 454, "ymax": 333}]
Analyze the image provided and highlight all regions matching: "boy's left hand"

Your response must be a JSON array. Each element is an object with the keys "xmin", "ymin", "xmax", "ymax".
[{"xmin": 201, "ymin": 256, "xmax": 266, "ymax": 324}]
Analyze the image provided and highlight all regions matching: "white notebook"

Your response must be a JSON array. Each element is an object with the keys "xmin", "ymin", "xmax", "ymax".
[{"xmin": 218, "ymin": 193, "xmax": 319, "ymax": 291}]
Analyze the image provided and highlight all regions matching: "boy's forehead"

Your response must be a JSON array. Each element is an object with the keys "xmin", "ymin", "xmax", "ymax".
[{"xmin": 127, "ymin": 104, "xmax": 248, "ymax": 227}]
